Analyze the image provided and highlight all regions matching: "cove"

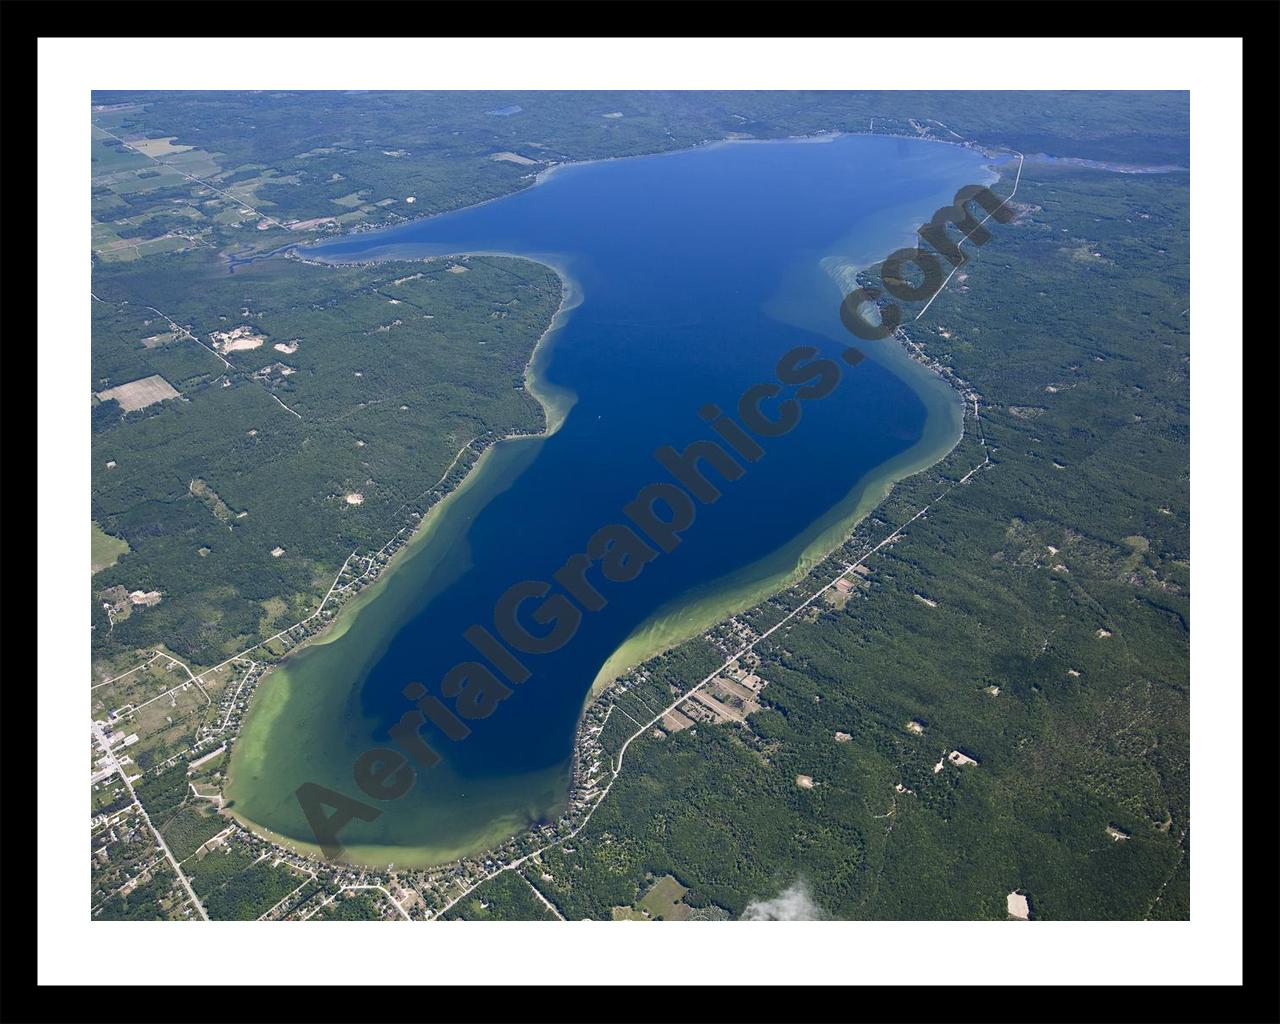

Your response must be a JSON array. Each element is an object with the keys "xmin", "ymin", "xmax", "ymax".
[{"xmin": 224, "ymin": 134, "xmax": 997, "ymax": 867}]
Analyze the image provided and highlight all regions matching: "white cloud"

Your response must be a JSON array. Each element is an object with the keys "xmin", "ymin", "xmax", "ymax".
[{"xmin": 741, "ymin": 881, "xmax": 823, "ymax": 921}]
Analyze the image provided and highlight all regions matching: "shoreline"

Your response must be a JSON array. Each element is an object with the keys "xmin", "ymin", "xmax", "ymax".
[
  {"xmin": 266, "ymin": 125, "xmax": 1007, "ymax": 265},
  {"xmin": 581, "ymin": 149, "xmax": 1005, "ymax": 696},
  {"xmin": 227, "ymin": 253, "xmax": 576, "ymax": 666},
  {"xmin": 217, "ymin": 132, "xmax": 1004, "ymax": 870},
  {"xmin": 221, "ymin": 258, "xmax": 578, "ymax": 860},
  {"xmin": 586, "ymin": 315, "xmax": 967, "ymax": 696}
]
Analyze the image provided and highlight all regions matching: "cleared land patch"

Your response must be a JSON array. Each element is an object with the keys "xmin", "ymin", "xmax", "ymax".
[
  {"xmin": 637, "ymin": 875, "xmax": 693, "ymax": 921},
  {"xmin": 92, "ymin": 521, "xmax": 130, "ymax": 574},
  {"xmin": 125, "ymin": 135, "xmax": 195, "ymax": 159},
  {"xmin": 95, "ymin": 374, "xmax": 180, "ymax": 412},
  {"xmin": 210, "ymin": 325, "xmax": 266, "ymax": 354},
  {"xmin": 489, "ymin": 151, "xmax": 539, "ymax": 166},
  {"xmin": 190, "ymin": 479, "xmax": 239, "ymax": 523},
  {"xmin": 331, "ymin": 190, "xmax": 370, "ymax": 208}
]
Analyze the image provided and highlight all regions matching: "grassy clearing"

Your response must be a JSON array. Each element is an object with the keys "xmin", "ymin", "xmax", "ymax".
[
  {"xmin": 637, "ymin": 875, "xmax": 692, "ymax": 921},
  {"xmin": 126, "ymin": 136, "xmax": 194, "ymax": 159},
  {"xmin": 95, "ymin": 374, "xmax": 180, "ymax": 412},
  {"xmin": 92, "ymin": 521, "xmax": 130, "ymax": 574}
]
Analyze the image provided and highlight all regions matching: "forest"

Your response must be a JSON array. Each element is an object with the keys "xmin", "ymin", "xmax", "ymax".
[
  {"xmin": 89, "ymin": 90, "xmax": 1189, "ymax": 921},
  {"xmin": 524, "ymin": 162, "xmax": 1190, "ymax": 920},
  {"xmin": 91, "ymin": 253, "xmax": 560, "ymax": 665},
  {"xmin": 90, "ymin": 90, "xmax": 1188, "ymax": 264}
]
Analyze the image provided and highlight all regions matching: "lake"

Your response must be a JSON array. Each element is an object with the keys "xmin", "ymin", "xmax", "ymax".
[{"xmin": 224, "ymin": 133, "xmax": 996, "ymax": 867}]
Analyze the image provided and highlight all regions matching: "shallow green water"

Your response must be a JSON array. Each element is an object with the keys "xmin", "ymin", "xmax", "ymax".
[{"xmin": 226, "ymin": 134, "xmax": 994, "ymax": 866}]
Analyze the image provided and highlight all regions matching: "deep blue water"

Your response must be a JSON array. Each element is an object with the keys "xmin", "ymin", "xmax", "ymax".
[{"xmin": 239, "ymin": 135, "xmax": 995, "ymax": 860}]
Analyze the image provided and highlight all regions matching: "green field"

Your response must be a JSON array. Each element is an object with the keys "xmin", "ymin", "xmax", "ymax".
[
  {"xmin": 91, "ymin": 520, "xmax": 130, "ymax": 574},
  {"xmin": 638, "ymin": 875, "xmax": 693, "ymax": 920}
]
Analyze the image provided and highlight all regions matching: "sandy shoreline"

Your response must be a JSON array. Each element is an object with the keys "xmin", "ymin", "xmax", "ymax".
[
  {"xmin": 586, "ymin": 324, "xmax": 968, "ymax": 697},
  {"xmin": 220, "ymin": 257, "xmax": 577, "ymax": 864},
  {"xmin": 272, "ymin": 125, "xmax": 1008, "ymax": 265},
  {"xmin": 217, "ymin": 130, "xmax": 1009, "ymax": 870}
]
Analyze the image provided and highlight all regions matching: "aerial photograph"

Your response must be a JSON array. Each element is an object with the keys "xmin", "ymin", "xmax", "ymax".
[{"xmin": 83, "ymin": 87, "xmax": 1192, "ymax": 928}]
